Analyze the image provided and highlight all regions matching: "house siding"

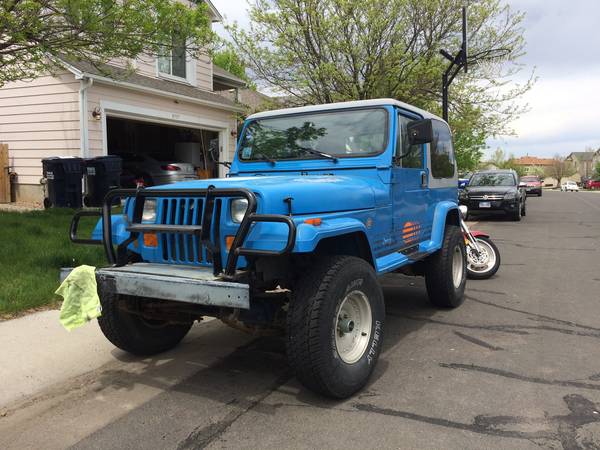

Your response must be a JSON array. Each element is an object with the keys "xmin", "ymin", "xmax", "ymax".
[{"xmin": 0, "ymin": 71, "xmax": 80, "ymax": 201}]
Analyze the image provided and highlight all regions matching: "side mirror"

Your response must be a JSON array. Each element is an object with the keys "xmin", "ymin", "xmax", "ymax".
[{"xmin": 407, "ymin": 119, "xmax": 434, "ymax": 145}]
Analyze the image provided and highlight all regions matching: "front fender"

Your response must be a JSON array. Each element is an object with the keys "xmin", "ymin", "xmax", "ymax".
[
  {"xmin": 91, "ymin": 215, "xmax": 130, "ymax": 246},
  {"xmin": 242, "ymin": 216, "xmax": 370, "ymax": 253},
  {"xmin": 470, "ymin": 230, "xmax": 490, "ymax": 238}
]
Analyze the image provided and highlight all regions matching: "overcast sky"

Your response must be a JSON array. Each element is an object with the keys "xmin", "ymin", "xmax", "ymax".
[{"xmin": 212, "ymin": 0, "xmax": 600, "ymax": 158}]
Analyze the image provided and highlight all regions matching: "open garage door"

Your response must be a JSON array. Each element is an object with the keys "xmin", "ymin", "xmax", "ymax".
[{"xmin": 106, "ymin": 117, "xmax": 220, "ymax": 187}]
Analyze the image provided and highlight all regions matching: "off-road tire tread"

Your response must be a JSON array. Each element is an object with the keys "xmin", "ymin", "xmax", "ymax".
[
  {"xmin": 425, "ymin": 225, "xmax": 466, "ymax": 308},
  {"xmin": 286, "ymin": 255, "xmax": 379, "ymax": 398}
]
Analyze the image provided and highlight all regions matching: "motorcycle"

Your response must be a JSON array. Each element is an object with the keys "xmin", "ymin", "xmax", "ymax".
[{"xmin": 459, "ymin": 205, "xmax": 501, "ymax": 279}]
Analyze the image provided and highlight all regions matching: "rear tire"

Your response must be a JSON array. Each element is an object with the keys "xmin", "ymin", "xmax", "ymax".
[
  {"xmin": 287, "ymin": 255, "xmax": 385, "ymax": 398},
  {"xmin": 425, "ymin": 225, "xmax": 466, "ymax": 308},
  {"xmin": 98, "ymin": 291, "xmax": 193, "ymax": 356}
]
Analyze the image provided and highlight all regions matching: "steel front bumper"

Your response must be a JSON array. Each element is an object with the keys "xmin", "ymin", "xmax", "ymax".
[{"xmin": 95, "ymin": 263, "xmax": 249, "ymax": 309}]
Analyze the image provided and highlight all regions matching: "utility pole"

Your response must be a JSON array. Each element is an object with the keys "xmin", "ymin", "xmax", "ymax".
[{"xmin": 440, "ymin": 7, "xmax": 468, "ymax": 122}]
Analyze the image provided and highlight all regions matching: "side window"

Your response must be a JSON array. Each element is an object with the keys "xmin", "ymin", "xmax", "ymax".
[
  {"xmin": 431, "ymin": 120, "xmax": 455, "ymax": 178},
  {"xmin": 396, "ymin": 114, "xmax": 423, "ymax": 168}
]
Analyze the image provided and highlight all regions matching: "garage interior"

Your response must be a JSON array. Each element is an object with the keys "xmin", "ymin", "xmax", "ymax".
[{"xmin": 106, "ymin": 117, "xmax": 221, "ymax": 186}]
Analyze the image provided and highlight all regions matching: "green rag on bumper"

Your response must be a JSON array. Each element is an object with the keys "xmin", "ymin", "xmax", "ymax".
[{"xmin": 55, "ymin": 265, "xmax": 102, "ymax": 331}]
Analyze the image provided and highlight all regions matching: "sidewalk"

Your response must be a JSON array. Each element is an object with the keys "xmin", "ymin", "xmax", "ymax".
[{"xmin": 0, "ymin": 310, "xmax": 115, "ymax": 407}]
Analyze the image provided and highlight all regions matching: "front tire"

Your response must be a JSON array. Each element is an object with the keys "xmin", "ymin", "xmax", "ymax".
[
  {"xmin": 98, "ymin": 291, "xmax": 193, "ymax": 356},
  {"xmin": 287, "ymin": 256, "xmax": 385, "ymax": 398},
  {"xmin": 425, "ymin": 225, "xmax": 466, "ymax": 308},
  {"xmin": 466, "ymin": 236, "xmax": 501, "ymax": 280},
  {"xmin": 511, "ymin": 202, "xmax": 522, "ymax": 221}
]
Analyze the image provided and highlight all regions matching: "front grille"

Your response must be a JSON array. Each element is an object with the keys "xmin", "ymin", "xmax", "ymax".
[
  {"xmin": 469, "ymin": 195, "xmax": 504, "ymax": 201},
  {"xmin": 157, "ymin": 197, "xmax": 222, "ymax": 265}
]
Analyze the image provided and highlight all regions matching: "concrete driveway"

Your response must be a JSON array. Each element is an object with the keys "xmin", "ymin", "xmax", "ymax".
[{"xmin": 1, "ymin": 190, "xmax": 599, "ymax": 449}]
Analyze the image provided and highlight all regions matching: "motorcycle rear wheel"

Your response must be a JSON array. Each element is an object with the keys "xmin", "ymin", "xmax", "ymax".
[{"xmin": 466, "ymin": 236, "xmax": 500, "ymax": 280}]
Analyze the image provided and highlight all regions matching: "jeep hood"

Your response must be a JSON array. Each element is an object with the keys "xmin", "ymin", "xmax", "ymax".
[{"xmin": 151, "ymin": 175, "xmax": 376, "ymax": 215}]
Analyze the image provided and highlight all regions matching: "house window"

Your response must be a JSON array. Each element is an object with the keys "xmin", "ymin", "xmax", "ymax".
[{"xmin": 158, "ymin": 37, "xmax": 187, "ymax": 80}]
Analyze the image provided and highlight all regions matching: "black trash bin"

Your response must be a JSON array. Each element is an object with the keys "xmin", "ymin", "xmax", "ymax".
[
  {"xmin": 42, "ymin": 157, "xmax": 83, "ymax": 208},
  {"xmin": 83, "ymin": 156, "xmax": 122, "ymax": 207}
]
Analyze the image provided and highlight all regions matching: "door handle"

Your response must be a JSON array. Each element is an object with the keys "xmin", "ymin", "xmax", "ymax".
[{"xmin": 420, "ymin": 171, "xmax": 427, "ymax": 187}]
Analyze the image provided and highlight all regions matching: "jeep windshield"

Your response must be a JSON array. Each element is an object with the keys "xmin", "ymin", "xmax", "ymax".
[
  {"xmin": 470, "ymin": 173, "xmax": 516, "ymax": 187},
  {"xmin": 238, "ymin": 108, "xmax": 388, "ymax": 162}
]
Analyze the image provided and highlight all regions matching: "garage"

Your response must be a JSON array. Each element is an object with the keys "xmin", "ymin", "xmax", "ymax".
[{"xmin": 106, "ymin": 116, "xmax": 222, "ymax": 187}]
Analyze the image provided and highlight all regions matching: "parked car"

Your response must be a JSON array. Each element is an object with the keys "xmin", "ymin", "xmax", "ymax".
[
  {"xmin": 118, "ymin": 153, "xmax": 198, "ymax": 187},
  {"xmin": 70, "ymin": 98, "xmax": 466, "ymax": 399},
  {"xmin": 520, "ymin": 175, "xmax": 543, "ymax": 196},
  {"xmin": 561, "ymin": 180, "xmax": 580, "ymax": 192},
  {"xmin": 459, "ymin": 169, "xmax": 526, "ymax": 221},
  {"xmin": 585, "ymin": 179, "xmax": 600, "ymax": 190}
]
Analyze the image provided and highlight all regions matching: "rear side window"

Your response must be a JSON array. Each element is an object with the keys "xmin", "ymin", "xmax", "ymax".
[{"xmin": 430, "ymin": 120, "xmax": 455, "ymax": 178}]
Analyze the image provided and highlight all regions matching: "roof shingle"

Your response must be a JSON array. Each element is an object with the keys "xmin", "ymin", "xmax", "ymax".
[{"xmin": 63, "ymin": 59, "xmax": 240, "ymax": 110}]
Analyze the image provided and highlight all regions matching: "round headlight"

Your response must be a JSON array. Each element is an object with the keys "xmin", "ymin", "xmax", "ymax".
[
  {"xmin": 230, "ymin": 198, "xmax": 249, "ymax": 223},
  {"xmin": 142, "ymin": 199, "xmax": 157, "ymax": 223}
]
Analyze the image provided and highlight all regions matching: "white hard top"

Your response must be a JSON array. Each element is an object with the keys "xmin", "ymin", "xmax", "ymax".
[{"xmin": 247, "ymin": 98, "xmax": 445, "ymax": 122}]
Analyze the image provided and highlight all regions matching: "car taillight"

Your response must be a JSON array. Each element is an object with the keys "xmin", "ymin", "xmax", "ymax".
[{"xmin": 161, "ymin": 164, "xmax": 181, "ymax": 171}]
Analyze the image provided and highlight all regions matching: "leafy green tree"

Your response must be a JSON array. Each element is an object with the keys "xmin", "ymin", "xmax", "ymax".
[
  {"xmin": 487, "ymin": 148, "xmax": 525, "ymax": 175},
  {"xmin": 228, "ymin": 0, "xmax": 534, "ymax": 171},
  {"xmin": 594, "ymin": 161, "xmax": 600, "ymax": 179},
  {"xmin": 0, "ymin": 0, "xmax": 214, "ymax": 86},
  {"xmin": 213, "ymin": 47, "xmax": 254, "ymax": 85}
]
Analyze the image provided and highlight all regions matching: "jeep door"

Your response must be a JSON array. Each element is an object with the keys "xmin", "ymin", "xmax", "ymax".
[{"xmin": 391, "ymin": 112, "xmax": 432, "ymax": 250}]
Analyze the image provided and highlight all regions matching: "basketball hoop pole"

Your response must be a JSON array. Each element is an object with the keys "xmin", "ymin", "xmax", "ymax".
[{"xmin": 441, "ymin": 7, "xmax": 468, "ymax": 122}]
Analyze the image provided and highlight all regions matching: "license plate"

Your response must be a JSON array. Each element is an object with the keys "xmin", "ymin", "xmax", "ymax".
[{"xmin": 479, "ymin": 201, "xmax": 491, "ymax": 208}]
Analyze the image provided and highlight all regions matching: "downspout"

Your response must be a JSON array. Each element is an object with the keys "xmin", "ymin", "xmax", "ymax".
[{"xmin": 77, "ymin": 76, "xmax": 93, "ymax": 158}]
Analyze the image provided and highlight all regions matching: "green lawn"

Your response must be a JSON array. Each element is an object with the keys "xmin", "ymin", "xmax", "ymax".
[{"xmin": 0, "ymin": 208, "xmax": 106, "ymax": 316}]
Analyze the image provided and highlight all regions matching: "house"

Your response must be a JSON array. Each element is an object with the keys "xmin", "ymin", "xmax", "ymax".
[
  {"xmin": 565, "ymin": 150, "xmax": 600, "ymax": 179},
  {"xmin": 512, "ymin": 156, "xmax": 555, "ymax": 175},
  {"xmin": 0, "ymin": 1, "xmax": 246, "ymax": 204}
]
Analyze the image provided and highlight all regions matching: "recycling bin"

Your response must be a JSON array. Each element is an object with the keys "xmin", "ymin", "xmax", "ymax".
[
  {"xmin": 41, "ymin": 157, "xmax": 83, "ymax": 208},
  {"xmin": 83, "ymin": 156, "xmax": 122, "ymax": 207}
]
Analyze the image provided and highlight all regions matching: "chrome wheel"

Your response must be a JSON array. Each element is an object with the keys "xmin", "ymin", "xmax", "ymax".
[
  {"xmin": 467, "ymin": 239, "xmax": 497, "ymax": 274},
  {"xmin": 452, "ymin": 245, "xmax": 464, "ymax": 289},
  {"xmin": 335, "ymin": 290, "xmax": 372, "ymax": 364}
]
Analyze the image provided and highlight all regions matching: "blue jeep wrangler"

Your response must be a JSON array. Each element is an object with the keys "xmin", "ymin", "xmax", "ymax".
[{"xmin": 70, "ymin": 99, "xmax": 465, "ymax": 398}]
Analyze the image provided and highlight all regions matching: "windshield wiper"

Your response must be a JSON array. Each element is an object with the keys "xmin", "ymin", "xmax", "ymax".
[
  {"xmin": 297, "ymin": 146, "xmax": 338, "ymax": 162},
  {"xmin": 255, "ymin": 153, "xmax": 276, "ymax": 165}
]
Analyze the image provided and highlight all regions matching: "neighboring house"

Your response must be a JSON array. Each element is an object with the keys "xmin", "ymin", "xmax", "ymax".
[
  {"xmin": 512, "ymin": 156, "xmax": 559, "ymax": 187},
  {"xmin": 565, "ymin": 150, "xmax": 600, "ymax": 179},
  {"xmin": 217, "ymin": 86, "xmax": 284, "ymax": 115},
  {"xmin": 512, "ymin": 156, "xmax": 555, "ymax": 175},
  {"xmin": 0, "ymin": 1, "xmax": 245, "ymax": 203}
]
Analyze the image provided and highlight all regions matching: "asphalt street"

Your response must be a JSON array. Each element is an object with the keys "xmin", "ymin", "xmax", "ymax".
[{"xmin": 1, "ymin": 190, "xmax": 599, "ymax": 449}]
